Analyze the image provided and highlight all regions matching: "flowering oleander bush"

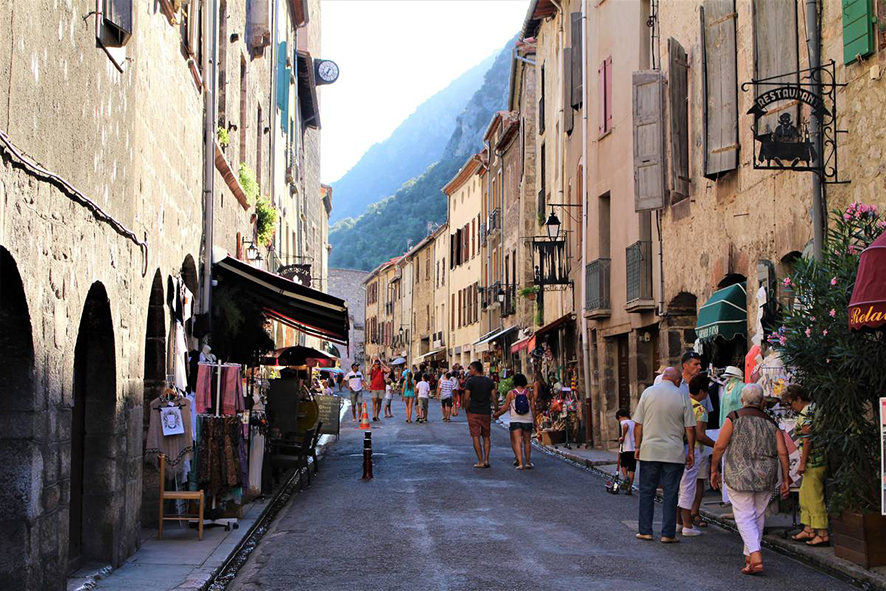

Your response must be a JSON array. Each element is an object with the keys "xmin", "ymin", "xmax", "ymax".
[{"xmin": 773, "ymin": 203, "xmax": 886, "ymax": 513}]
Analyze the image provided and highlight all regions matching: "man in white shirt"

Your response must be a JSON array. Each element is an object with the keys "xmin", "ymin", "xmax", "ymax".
[
  {"xmin": 438, "ymin": 372, "xmax": 455, "ymax": 422},
  {"xmin": 633, "ymin": 367, "xmax": 696, "ymax": 543},
  {"xmin": 344, "ymin": 362, "xmax": 364, "ymax": 422},
  {"xmin": 416, "ymin": 374, "xmax": 431, "ymax": 423}
]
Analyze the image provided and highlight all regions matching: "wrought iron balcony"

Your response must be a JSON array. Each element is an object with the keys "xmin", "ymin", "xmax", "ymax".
[
  {"xmin": 480, "ymin": 222, "xmax": 487, "ymax": 244},
  {"xmin": 501, "ymin": 283, "xmax": 517, "ymax": 318},
  {"xmin": 488, "ymin": 208, "xmax": 501, "ymax": 232},
  {"xmin": 625, "ymin": 240, "xmax": 655, "ymax": 312},
  {"xmin": 585, "ymin": 258, "xmax": 611, "ymax": 317}
]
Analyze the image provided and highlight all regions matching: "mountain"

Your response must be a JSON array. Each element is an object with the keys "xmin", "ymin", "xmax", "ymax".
[
  {"xmin": 329, "ymin": 35, "xmax": 516, "ymax": 271},
  {"xmin": 329, "ymin": 53, "xmax": 496, "ymax": 223}
]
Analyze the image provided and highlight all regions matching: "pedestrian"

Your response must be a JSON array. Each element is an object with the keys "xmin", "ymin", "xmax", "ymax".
[
  {"xmin": 323, "ymin": 378, "xmax": 334, "ymax": 397},
  {"xmin": 383, "ymin": 377, "xmax": 394, "ymax": 418},
  {"xmin": 616, "ymin": 409, "xmax": 636, "ymax": 494},
  {"xmin": 416, "ymin": 373, "xmax": 431, "ymax": 423},
  {"xmin": 402, "ymin": 368, "xmax": 415, "ymax": 423},
  {"xmin": 438, "ymin": 371, "xmax": 455, "ymax": 422},
  {"xmin": 710, "ymin": 383, "xmax": 791, "ymax": 575},
  {"xmin": 633, "ymin": 367, "xmax": 696, "ymax": 543},
  {"xmin": 782, "ymin": 385, "xmax": 829, "ymax": 548},
  {"xmin": 344, "ymin": 362, "xmax": 364, "ymax": 423},
  {"xmin": 335, "ymin": 372, "xmax": 344, "ymax": 393},
  {"xmin": 457, "ymin": 370, "xmax": 467, "ymax": 414},
  {"xmin": 464, "ymin": 361, "xmax": 498, "ymax": 469},
  {"xmin": 368, "ymin": 358, "xmax": 388, "ymax": 422},
  {"xmin": 677, "ymin": 374, "xmax": 717, "ymax": 536},
  {"xmin": 493, "ymin": 373, "xmax": 535, "ymax": 469},
  {"xmin": 451, "ymin": 370, "xmax": 462, "ymax": 416}
]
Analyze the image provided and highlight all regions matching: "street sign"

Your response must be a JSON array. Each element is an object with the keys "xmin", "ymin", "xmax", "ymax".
[{"xmin": 317, "ymin": 395, "xmax": 341, "ymax": 436}]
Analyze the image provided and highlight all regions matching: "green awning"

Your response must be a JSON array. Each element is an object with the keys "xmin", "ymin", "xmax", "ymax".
[{"xmin": 695, "ymin": 282, "xmax": 748, "ymax": 342}]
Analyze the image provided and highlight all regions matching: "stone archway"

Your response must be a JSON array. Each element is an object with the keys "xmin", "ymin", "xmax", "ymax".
[
  {"xmin": 0, "ymin": 247, "xmax": 38, "ymax": 589},
  {"xmin": 69, "ymin": 282, "xmax": 117, "ymax": 573},
  {"xmin": 141, "ymin": 271, "xmax": 166, "ymax": 526},
  {"xmin": 181, "ymin": 254, "xmax": 199, "ymax": 297}
]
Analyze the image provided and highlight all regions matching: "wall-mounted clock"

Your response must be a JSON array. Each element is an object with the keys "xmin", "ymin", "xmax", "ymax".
[{"xmin": 315, "ymin": 59, "xmax": 340, "ymax": 85}]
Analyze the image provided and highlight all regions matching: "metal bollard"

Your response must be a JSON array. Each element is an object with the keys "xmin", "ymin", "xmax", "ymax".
[{"xmin": 362, "ymin": 431, "xmax": 373, "ymax": 480}]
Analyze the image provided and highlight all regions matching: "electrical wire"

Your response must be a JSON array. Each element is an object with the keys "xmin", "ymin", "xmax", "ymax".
[{"xmin": 0, "ymin": 128, "xmax": 148, "ymax": 276}]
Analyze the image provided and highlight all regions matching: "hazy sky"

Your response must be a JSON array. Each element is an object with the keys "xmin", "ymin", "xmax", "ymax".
[{"xmin": 320, "ymin": 0, "xmax": 528, "ymax": 184}]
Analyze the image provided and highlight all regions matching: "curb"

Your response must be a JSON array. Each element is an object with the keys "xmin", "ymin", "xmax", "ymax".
[
  {"xmin": 535, "ymin": 439, "xmax": 886, "ymax": 591},
  {"xmin": 202, "ymin": 401, "xmax": 349, "ymax": 590}
]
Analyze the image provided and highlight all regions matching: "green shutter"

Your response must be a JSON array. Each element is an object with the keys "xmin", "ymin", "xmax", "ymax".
[
  {"xmin": 842, "ymin": 0, "xmax": 875, "ymax": 65},
  {"xmin": 277, "ymin": 41, "xmax": 290, "ymax": 134}
]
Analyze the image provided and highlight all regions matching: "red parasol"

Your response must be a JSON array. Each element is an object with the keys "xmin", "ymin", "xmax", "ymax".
[{"xmin": 848, "ymin": 232, "xmax": 886, "ymax": 331}]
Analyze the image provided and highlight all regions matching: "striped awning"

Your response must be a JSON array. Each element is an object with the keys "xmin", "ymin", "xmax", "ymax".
[
  {"xmin": 511, "ymin": 335, "xmax": 535, "ymax": 354},
  {"xmin": 214, "ymin": 256, "xmax": 349, "ymax": 345},
  {"xmin": 695, "ymin": 282, "xmax": 747, "ymax": 342}
]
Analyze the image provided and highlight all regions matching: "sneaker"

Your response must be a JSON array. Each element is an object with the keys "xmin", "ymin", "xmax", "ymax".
[{"xmin": 681, "ymin": 527, "xmax": 702, "ymax": 537}]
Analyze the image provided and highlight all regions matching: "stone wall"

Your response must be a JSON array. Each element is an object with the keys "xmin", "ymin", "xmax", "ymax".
[{"xmin": 327, "ymin": 268, "xmax": 368, "ymax": 368}]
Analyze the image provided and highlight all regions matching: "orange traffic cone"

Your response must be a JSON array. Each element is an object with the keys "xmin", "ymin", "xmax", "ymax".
[{"xmin": 359, "ymin": 401, "xmax": 371, "ymax": 430}]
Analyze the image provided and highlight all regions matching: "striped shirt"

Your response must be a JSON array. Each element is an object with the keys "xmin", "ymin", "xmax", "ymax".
[{"xmin": 439, "ymin": 377, "xmax": 455, "ymax": 399}]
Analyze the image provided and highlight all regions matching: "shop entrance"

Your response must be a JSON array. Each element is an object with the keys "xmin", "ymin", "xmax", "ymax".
[
  {"xmin": 69, "ymin": 282, "xmax": 117, "ymax": 573},
  {"xmin": 0, "ymin": 247, "xmax": 37, "ymax": 589},
  {"xmin": 616, "ymin": 334, "xmax": 630, "ymax": 411},
  {"xmin": 141, "ymin": 271, "xmax": 166, "ymax": 526}
]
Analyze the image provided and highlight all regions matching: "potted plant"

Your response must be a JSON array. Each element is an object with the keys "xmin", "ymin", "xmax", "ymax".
[
  {"xmin": 774, "ymin": 203, "xmax": 886, "ymax": 568},
  {"xmin": 519, "ymin": 285, "xmax": 540, "ymax": 302},
  {"xmin": 255, "ymin": 196, "xmax": 279, "ymax": 246},
  {"xmin": 217, "ymin": 126, "xmax": 230, "ymax": 150},
  {"xmin": 239, "ymin": 163, "xmax": 259, "ymax": 204}
]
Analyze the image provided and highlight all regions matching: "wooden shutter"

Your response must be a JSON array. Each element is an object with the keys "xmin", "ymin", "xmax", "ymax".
[
  {"xmin": 701, "ymin": 1, "xmax": 739, "ymax": 179},
  {"xmin": 564, "ymin": 47, "xmax": 574, "ymax": 135},
  {"xmin": 632, "ymin": 71, "xmax": 667, "ymax": 212},
  {"xmin": 605, "ymin": 57, "xmax": 613, "ymax": 133},
  {"xmin": 571, "ymin": 12, "xmax": 583, "ymax": 108},
  {"xmin": 668, "ymin": 38, "xmax": 690, "ymax": 201},
  {"xmin": 598, "ymin": 62, "xmax": 606, "ymax": 135},
  {"xmin": 185, "ymin": 1, "xmax": 201, "ymax": 56},
  {"xmin": 450, "ymin": 234, "xmax": 455, "ymax": 269},
  {"xmin": 753, "ymin": 0, "xmax": 798, "ymax": 136},
  {"xmin": 843, "ymin": 0, "xmax": 875, "ymax": 64}
]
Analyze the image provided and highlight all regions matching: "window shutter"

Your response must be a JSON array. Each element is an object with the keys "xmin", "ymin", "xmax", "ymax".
[
  {"xmin": 753, "ymin": 0, "xmax": 798, "ymax": 136},
  {"xmin": 564, "ymin": 47, "xmax": 574, "ymax": 135},
  {"xmin": 842, "ymin": 0, "xmax": 875, "ymax": 64},
  {"xmin": 632, "ymin": 71, "xmax": 667, "ymax": 212},
  {"xmin": 277, "ymin": 41, "xmax": 290, "ymax": 133},
  {"xmin": 598, "ymin": 62, "xmax": 606, "ymax": 135},
  {"xmin": 571, "ymin": 12, "xmax": 583, "ymax": 108},
  {"xmin": 605, "ymin": 58, "xmax": 613, "ymax": 133},
  {"xmin": 185, "ymin": 1, "xmax": 201, "ymax": 57},
  {"xmin": 103, "ymin": 0, "xmax": 133, "ymax": 47},
  {"xmin": 701, "ymin": 1, "xmax": 739, "ymax": 179},
  {"xmin": 667, "ymin": 38, "xmax": 690, "ymax": 201}
]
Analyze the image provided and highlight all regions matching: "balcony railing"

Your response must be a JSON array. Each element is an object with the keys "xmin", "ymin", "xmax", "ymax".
[
  {"xmin": 488, "ymin": 208, "xmax": 500, "ymax": 232},
  {"xmin": 625, "ymin": 240, "xmax": 654, "ymax": 311},
  {"xmin": 585, "ymin": 258, "xmax": 611, "ymax": 316},
  {"xmin": 502, "ymin": 283, "xmax": 516, "ymax": 318},
  {"xmin": 480, "ymin": 222, "xmax": 487, "ymax": 244}
]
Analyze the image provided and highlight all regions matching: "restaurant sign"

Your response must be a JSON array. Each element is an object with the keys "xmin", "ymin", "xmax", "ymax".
[{"xmin": 850, "ymin": 304, "xmax": 886, "ymax": 331}]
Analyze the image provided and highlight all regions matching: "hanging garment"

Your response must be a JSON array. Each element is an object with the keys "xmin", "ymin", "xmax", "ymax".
[
  {"xmin": 195, "ymin": 364, "xmax": 213, "ymax": 414},
  {"xmin": 145, "ymin": 397, "xmax": 194, "ymax": 479},
  {"xmin": 248, "ymin": 425, "xmax": 265, "ymax": 497},
  {"xmin": 174, "ymin": 322, "xmax": 189, "ymax": 391},
  {"xmin": 222, "ymin": 366, "xmax": 244, "ymax": 415},
  {"xmin": 181, "ymin": 284, "xmax": 194, "ymax": 323},
  {"xmin": 198, "ymin": 416, "xmax": 243, "ymax": 497}
]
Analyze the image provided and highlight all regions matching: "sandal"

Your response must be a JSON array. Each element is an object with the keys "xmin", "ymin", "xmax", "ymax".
[
  {"xmin": 516, "ymin": 465, "xmax": 525, "ymax": 470},
  {"xmin": 525, "ymin": 463, "xmax": 534, "ymax": 469},
  {"xmin": 741, "ymin": 562, "xmax": 764, "ymax": 575},
  {"xmin": 473, "ymin": 462, "xmax": 485, "ymax": 468},
  {"xmin": 792, "ymin": 530, "xmax": 815, "ymax": 542},
  {"xmin": 691, "ymin": 514, "xmax": 707, "ymax": 528},
  {"xmin": 806, "ymin": 535, "xmax": 830, "ymax": 547}
]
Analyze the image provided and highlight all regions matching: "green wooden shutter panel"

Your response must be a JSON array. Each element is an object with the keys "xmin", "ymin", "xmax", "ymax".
[{"xmin": 843, "ymin": 0, "xmax": 875, "ymax": 64}]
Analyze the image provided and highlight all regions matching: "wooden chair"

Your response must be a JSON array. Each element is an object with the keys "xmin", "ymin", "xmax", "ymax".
[
  {"xmin": 269, "ymin": 428, "xmax": 316, "ymax": 490},
  {"xmin": 157, "ymin": 453, "xmax": 205, "ymax": 540}
]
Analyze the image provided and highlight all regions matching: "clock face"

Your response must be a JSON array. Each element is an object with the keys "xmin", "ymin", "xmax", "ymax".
[{"xmin": 317, "ymin": 60, "xmax": 339, "ymax": 83}]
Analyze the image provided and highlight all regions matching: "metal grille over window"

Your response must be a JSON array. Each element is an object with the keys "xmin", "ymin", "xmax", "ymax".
[
  {"xmin": 585, "ymin": 259, "xmax": 611, "ymax": 313},
  {"xmin": 625, "ymin": 241, "xmax": 653, "ymax": 304}
]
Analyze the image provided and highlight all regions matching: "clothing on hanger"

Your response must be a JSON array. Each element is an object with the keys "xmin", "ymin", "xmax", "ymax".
[{"xmin": 145, "ymin": 394, "xmax": 194, "ymax": 479}]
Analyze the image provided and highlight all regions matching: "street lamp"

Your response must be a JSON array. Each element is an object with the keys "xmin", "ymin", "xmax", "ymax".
[
  {"xmin": 545, "ymin": 210, "xmax": 561, "ymax": 240},
  {"xmin": 244, "ymin": 241, "xmax": 259, "ymax": 262},
  {"xmin": 496, "ymin": 286, "xmax": 505, "ymax": 304}
]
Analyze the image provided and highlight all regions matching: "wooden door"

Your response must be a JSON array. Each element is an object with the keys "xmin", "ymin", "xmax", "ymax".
[{"xmin": 617, "ymin": 335, "xmax": 630, "ymax": 411}]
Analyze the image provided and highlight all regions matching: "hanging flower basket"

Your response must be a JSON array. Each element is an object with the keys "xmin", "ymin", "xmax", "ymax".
[{"xmin": 519, "ymin": 286, "xmax": 540, "ymax": 301}]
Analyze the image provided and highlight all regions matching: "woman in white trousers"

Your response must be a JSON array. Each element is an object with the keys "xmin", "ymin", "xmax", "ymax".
[{"xmin": 710, "ymin": 384, "xmax": 790, "ymax": 576}]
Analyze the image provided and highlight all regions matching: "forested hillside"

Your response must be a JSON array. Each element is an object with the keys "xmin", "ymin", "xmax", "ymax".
[{"xmin": 329, "ymin": 35, "xmax": 516, "ymax": 271}]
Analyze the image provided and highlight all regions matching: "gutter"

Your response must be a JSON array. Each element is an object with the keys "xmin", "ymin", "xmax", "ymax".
[
  {"xmin": 201, "ymin": 0, "xmax": 220, "ymax": 331},
  {"xmin": 579, "ymin": 0, "xmax": 592, "ymax": 446}
]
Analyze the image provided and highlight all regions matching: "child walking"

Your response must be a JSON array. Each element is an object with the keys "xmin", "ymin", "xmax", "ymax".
[
  {"xmin": 416, "ymin": 373, "xmax": 431, "ymax": 423},
  {"xmin": 384, "ymin": 379, "xmax": 395, "ymax": 418},
  {"xmin": 616, "ymin": 409, "xmax": 636, "ymax": 494}
]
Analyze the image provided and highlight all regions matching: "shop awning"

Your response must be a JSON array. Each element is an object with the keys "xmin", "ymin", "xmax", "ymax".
[
  {"xmin": 261, "ymin": 346, "xmax": 336, "ymax": 367},
  {"xmin": 535, "ymin": 313, "xmax": 576, "ymax": 336},
  {"xmin": 695, "ymin": 282, "xmax": 747, "ymax": 342},
  {"xmin": 511, "ymin": 334, "xmax": 536, "ymax": 354},
  {"xmin": 849, "ymin": 233, "xmax": 886, "ymax": 331},
  {"xmin": 473, "ymin": 325, "xmax": 518, "ymax": 346},
  {"xmin": 415, "ymin": 349, "xmax": 445, "ymax": 362},
  {"xmin": 214, "ymin": 256, "xmax": 349, "ymax": 345}
]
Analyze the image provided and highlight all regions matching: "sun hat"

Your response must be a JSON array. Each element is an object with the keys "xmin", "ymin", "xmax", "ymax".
[{"xmin": 722, "ymin": 366, "xmax": 744, "ymax": 380}]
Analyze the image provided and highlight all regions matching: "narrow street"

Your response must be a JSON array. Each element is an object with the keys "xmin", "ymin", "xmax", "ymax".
[{"xmin": 230, "ymin": 399, "xmax": 851, "ymax": 591}]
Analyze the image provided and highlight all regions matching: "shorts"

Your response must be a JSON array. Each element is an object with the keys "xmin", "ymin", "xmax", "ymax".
[
  {"xmin": 370, "ymin": 390, "xmax": 384, "ymax": 400},
  {"xmin": 620, "ymin": 451, "xmax": 637, "ymax": 472},
  {"xmin": 509, "ymin": 421, "xmax": 532, "ymax": 433},
  {"xmin": 403, "ymin": 391, "xmax": 414, "ymax": 398},
  {"xmin": 350, "ymin": 391, "xmax": 363, "ymax": 406},
  {"xmin": 696, "ymin": 453, "xmax": 711, "ymax": 479},
  {"xmin": 441, "ymin": 397, "xmax": 453, "ymax": 408},
  {"xmin": 467, "ymin": 412, "xmax": 491, "ymax": 438},
  {"xmin": 419, "ymin": 397, "xmax": 429, "ymax": 411}
]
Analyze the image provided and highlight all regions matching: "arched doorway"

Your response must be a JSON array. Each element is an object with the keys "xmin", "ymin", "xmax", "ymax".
[
  {"xmin": 0, "ymin": 247, "xmax": 37, "ymax": 589},
  {"xmin": 181, "ymin": 254, "xmax": 198, "ymax": 297},
  {"xmin": 69, "ymin": 282, "xmax": 117, "ymax": 573},
  {"xmin": 141, "ymin": 271, "xmax": 166, "ymax": 526}
]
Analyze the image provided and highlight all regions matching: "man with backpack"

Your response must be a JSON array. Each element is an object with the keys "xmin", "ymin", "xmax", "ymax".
[
  {"xmin": 464, "ymin": 361, "xmax": 498, "ymax": 468},
  {"xmin": 494, "ymin": 373, "xmax": 535, "ymax": 469}
]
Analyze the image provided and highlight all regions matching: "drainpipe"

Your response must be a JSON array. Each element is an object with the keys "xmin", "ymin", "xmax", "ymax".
[
  {"xmin": 806, "ymin": 0, "xmax": 824, "ymax": 261},
  {"xmin": 201, "ymin": 0, "xmax": 219, "ymax": 333},
  {"xmin": 270, "ymin": 0, "xmax": 278, "ymax": 238},
  {"xmin": 551, "ymin": 0, "xmax": 566, "ymax": 321},
  {"xmin": 578, "ymin": 0, "xmax": 592, "ymax": 446}
]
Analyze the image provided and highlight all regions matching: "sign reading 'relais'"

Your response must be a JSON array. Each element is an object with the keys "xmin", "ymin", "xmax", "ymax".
[{"xmin": 849, "ymin": 304, "xmax": 886, "ymax": 330}]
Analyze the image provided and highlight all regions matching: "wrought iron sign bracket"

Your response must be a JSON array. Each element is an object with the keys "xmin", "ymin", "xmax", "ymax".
[{"xmin": 740, "ymin": 60, "xmax": 848, "ymax": 185}]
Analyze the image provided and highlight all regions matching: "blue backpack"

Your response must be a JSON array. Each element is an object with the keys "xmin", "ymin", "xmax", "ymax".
[{"xmin": 514, "ymin": 389, "xmax": 530, "ymax": 415}]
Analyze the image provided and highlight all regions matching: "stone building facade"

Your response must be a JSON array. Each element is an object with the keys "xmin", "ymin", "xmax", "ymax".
[{"xmin": 327, "ymin": 268, "xmax": 369, "ymax": 368}]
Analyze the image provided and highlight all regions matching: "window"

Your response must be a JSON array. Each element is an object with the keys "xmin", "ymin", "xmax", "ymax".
[
  {"xmin": 451, "ymin": 294, "xmax": 456, "ymax": 330},
  {"xmin": 842, "ymin": 0, "xmax": 876, "ymax": 64},
  {"xmin": 256, "ymin": 106, "xmax": 263, "ymax": 193},
  {"xmin": 416, "ymin": 258, "xmax": 420, "ymax": 284},
  {"xmin": 442, "ymin": 258, "xmax": 446, "ymax": 285},
  {"xmin": 458, "ymin": 291, "xmax": 463, "ymax": 327},
  {"xmin": 539, "ymin": 62, "xmax": 546, "ymax": 135},
  {"xmin": 598, "ymin": 57, "xmax": 612, "ymax": 136},
  {"xmin": 426, "ymin": 305, "xmax": 430, "ymax": 331},
  {"xmin": 436, "ymin": 261, "xmax": 440, "ymax": 287},
  {"xmin": 700, "ymin": 2, "xmax": 738, "ymax": 178},
  {"xmin": 470, "ymin": 219, "xmax": 475, "ymax": 259},
  {"xmin": 426, "ymin": 250, "xmax": 431, "ymax": 280},
  {"xmin": 240, "ymin": 57, "xmax": 248, "ymax": 164}
]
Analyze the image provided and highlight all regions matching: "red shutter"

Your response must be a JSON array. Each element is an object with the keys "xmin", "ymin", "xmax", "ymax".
[{"xmin": 605, "ymin": 57, "xmax": 613, "ymax": 133}]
